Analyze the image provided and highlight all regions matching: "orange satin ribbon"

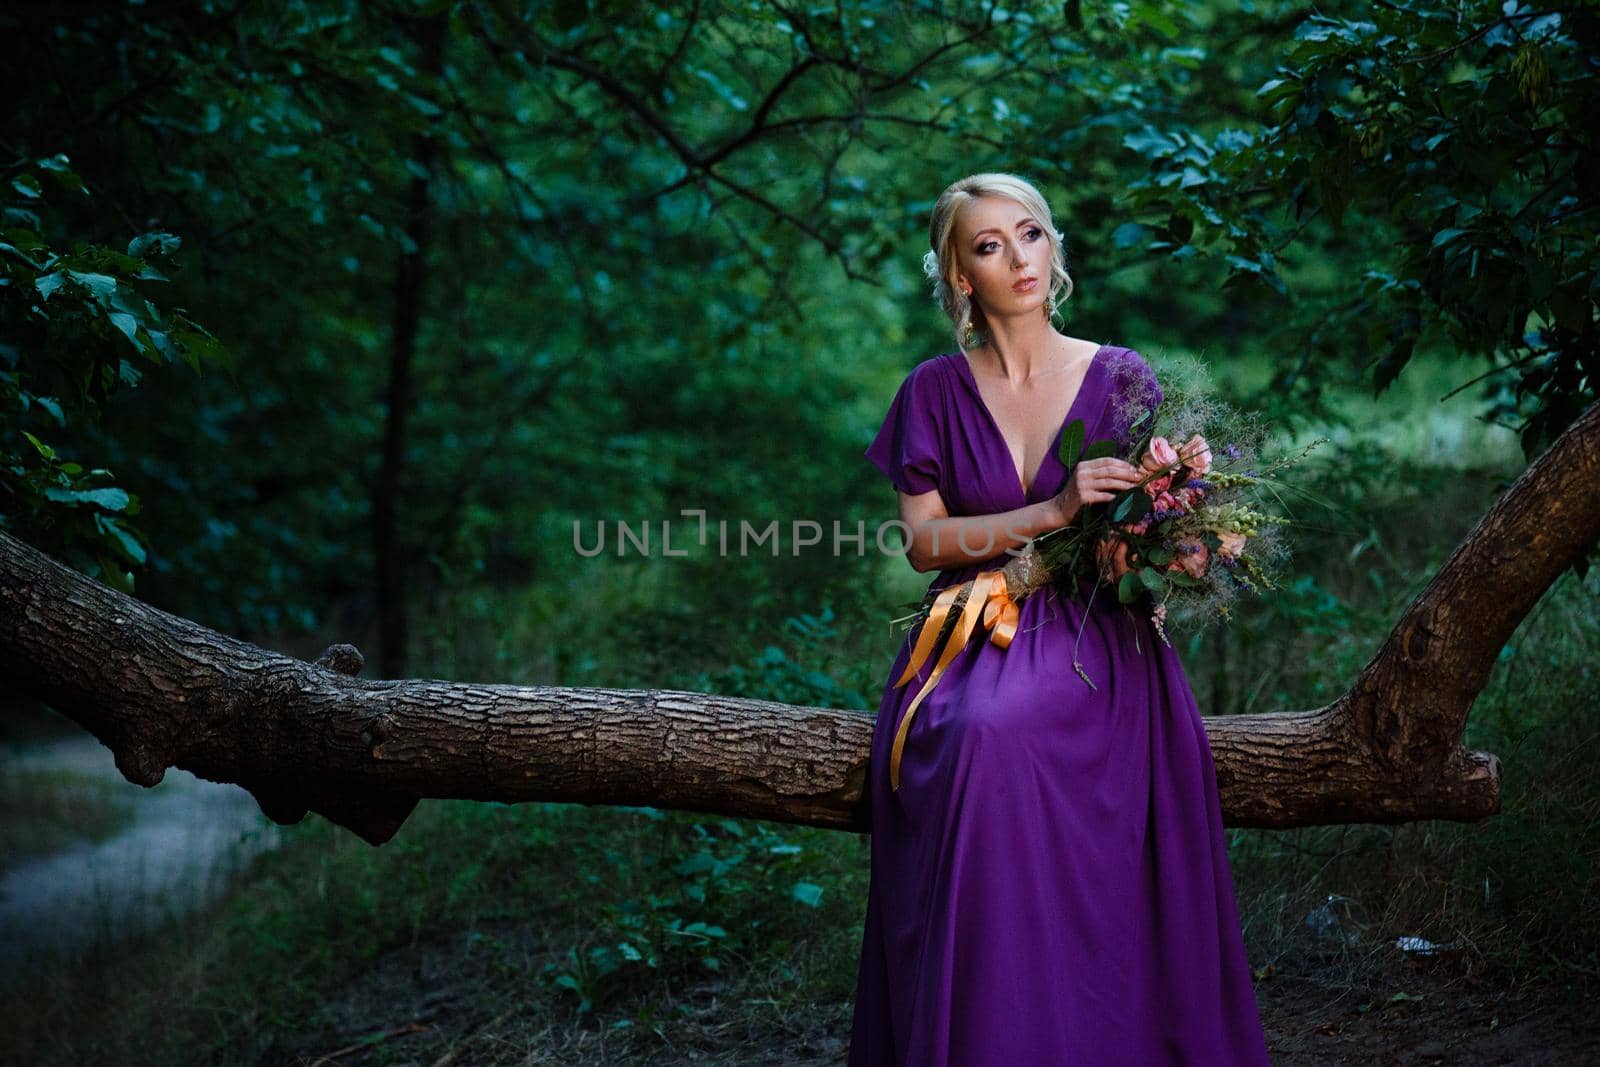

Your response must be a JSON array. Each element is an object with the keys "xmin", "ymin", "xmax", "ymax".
[{"xmin": 889, "ymin": 568, "xmax": 1021, "ymax": 791}]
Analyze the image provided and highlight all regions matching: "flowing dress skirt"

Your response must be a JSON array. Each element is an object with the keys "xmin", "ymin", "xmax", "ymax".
[{"xmin": 848, "ymin": 346, "xmax": 1272, "ymax": 1064}]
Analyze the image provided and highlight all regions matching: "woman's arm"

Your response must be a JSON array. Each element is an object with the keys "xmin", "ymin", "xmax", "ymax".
[
  {"xmin": 895, "ymin": 490, "xmax": 1066, "ymax": 572},
  {"xmin": 893, "ymin": 455, "xmax": 1144, "ymax": 572}
]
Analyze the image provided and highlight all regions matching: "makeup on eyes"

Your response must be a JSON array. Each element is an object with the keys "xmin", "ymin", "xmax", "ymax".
[{"xmin": 975, "ymin": 226, "xmax": 1044, "ymax": 254}]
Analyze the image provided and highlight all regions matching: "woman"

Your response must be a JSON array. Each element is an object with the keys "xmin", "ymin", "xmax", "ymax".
[{"xmin": 849, "ymin": 173, "xmax": 1273, "ymax": 1064}]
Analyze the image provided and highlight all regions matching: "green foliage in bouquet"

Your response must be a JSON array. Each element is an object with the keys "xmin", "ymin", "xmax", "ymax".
[{"xmin": 1041, "ymin": 354, "xmax": 1322, "ymax": 642}]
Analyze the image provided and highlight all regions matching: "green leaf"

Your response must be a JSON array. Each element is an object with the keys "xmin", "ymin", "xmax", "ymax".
[
  {"xmin": 1122, "ymin": 127, "xmax": 1181, "ymax": 159},
  {"xmin": 791, "ymin": 881, "xmax": 824, "ymax": 908},
  {"xmin": 1373, "ymin": 337, "xmax": 1415, "ymax": 395},
  {"xmin": 38, "ymin": 155, "xmax": 87, "ymax": 196},
  {"xmin": 99, "ymin": 517, "xmax": 147, "ymax": 564},
  {"xmin": 1138, "ymin": 567, "xmax": 1165, "ymax": 593},
  {"xmin": 128, "ymin": 232, "xmax": 182, "ymax": 259},
  {"xmin": 678, "ymin": 921, "xmax": 727, "ymax": 939},
  {"xmin": 1111, "ymin": 222, "xmax": 1150, "ymax": 249},
  {"xmin": 404, "ymin": 92, "xmax": 442, "ymax": 118},
  {"xmin": 3, "ymin": 226, "xmax": 46, "ymax": 254},
  {"xmin": 671, "ymin": 851, "xmax": 720, "ymax": 876},
  {"xmin": 64, "ymin": 270, "xmax": 117, "ymax": 303},
  {"xmin": 12, "ymin": 174, "xmax": 42, "ymax": 199},
  {"xmin": 1056, "ymin": 418, "xmax": 1085, "ymax": 469},
  {"xmin": 1117, "ymin": 572, "xmax": 1143, "ymax": 603},
  {"xmin": 43, "ymin": 486, "xmax": 130, "ymax": 510},
  {"xmin": 1109, "ymin": 490, "xmax": 1152, "ymax": 524},
  {"xmin": 108, "ymin": 312, "xmax": 143, "ymax": 351},
  {"xmin": 693, "ymin": 67, "xmax": 748, "ymax": 111},
  {"xmin": 1133, "ymin": 2, "xmax": 1181, "ymax": 39},
  {"xmin": 22, "ymin": 430, "xmax": 55, "ymax": 459},
  {"xmin": 33, "ymin": 395, "xmax": 64, "ymax": 425},
  {"xmin": 174, "ymin": 323, "xmax": 226, "ymax": 373}
]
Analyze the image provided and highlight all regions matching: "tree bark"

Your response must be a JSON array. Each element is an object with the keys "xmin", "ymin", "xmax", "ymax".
[{"xmin": 2, "ymin": 400, "xmax": 1596, "ymax": 846}]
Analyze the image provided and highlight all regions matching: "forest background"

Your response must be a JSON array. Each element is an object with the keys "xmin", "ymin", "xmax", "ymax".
[{"xmin": 1, "ymin": 1, "xmax": 1596, "ymax": 1062}]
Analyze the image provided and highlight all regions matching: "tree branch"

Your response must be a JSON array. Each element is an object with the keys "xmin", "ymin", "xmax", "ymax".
[{"xmin": 3, "ymin": 400, "xmax": 1593, "ymax": 846}]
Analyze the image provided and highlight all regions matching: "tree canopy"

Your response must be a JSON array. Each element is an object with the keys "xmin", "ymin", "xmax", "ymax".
[{"xmin": 2, "ymin": 0, "xmax": 1594, "ymax": 668}]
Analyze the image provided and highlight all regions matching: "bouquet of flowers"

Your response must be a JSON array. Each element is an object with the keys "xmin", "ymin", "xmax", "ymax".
[{"xmin": 890, "ymin": 355, "xmax": 1323, "ymax": 693}]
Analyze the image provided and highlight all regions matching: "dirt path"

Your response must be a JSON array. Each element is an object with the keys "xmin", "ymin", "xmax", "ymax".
[
  {"xmin": 0, "ymin": 734, "xmax": 283, "ymax": 984},
  {"xmin": 1256, "ymin": 956, "xmax": 1598, "ymax": 1064},
  {"xmin": 260, "ymin": 923, "xmax": 1598, "ymax": 1065}
]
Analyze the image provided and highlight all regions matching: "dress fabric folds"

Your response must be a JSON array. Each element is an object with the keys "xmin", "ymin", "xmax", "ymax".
[{"xmin": 848, "ymin": 346, "xmax": 1273, "ymax": 1065}]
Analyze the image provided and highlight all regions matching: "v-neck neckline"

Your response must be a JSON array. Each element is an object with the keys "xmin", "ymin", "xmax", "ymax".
[{"xmin": 952, "ymin": 344, "xmax": 1108, "ymax": 500}]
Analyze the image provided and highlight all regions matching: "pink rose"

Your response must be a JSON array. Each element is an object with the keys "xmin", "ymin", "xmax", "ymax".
[
  {"xmin": 1178, "ymin": 539, "xmax": 1210, "ymax": 578},
  {"xmin": 1141, "ymin": 436, "xmax": 1178, "ymax": 475},
  {"xmin": 1154, "ymin": 491, "xmax": 1178, "ymax": 513},
  {"xmin": 1178, "ymin": 434, "xmax": 1212, "ymax": 476},
  {"xmin": 1141, "ymin": 436, "xmax": 1179, "ymax": 496},
  {"xmin": 1216, "ymin": 531, "xmax": 1247, "ymax": 560}
]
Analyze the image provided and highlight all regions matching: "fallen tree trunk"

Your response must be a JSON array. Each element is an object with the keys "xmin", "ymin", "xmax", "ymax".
[{"xmin": 2, "ymin": 400, "xmax": 1596, "ymax": 844}]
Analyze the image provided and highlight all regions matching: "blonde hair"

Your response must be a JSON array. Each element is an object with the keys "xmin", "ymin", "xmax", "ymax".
[{"xmin": 921, "ymin": 172, "xmax": 1075, "ymax": 353}]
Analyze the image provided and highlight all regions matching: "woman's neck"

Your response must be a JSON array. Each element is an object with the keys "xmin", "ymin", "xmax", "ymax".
[{"xmin": 970, "ymin": 322, "xmax": 1070, "ymax": 385}]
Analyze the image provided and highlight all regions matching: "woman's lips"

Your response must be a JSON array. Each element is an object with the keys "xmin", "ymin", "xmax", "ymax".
[{"xmin": 1012, "ymin": 278, "xmax": 1038, "ymax": 292}]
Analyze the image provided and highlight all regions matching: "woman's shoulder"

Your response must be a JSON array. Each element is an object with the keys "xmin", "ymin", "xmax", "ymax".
[
  {"xmin": 1098, "ymin": 342, "xmax": 1150, "ymax": 374},
  {"xmin": 1095, "ymin": 344, "xmax": 1163, "ymax": 445},
  {"xmin": 917, "ymin": 350, "xmax": 960, "ymax": 379},
  {"xmin": 1099, "ymin": 344, "xmax": 1160, "ymax": 394},
  {"xmin": 890, "ymin": 351, "xmax": 958, "ymax": 398}
]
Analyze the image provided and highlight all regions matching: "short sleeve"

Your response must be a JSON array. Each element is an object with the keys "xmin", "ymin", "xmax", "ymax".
[
  {"xmin": 864, "ymin": 360, "xmax": 944, "ymax": 495},
  {"xmin": 1104, "ymin": 348, "xmax": 1163, "ymax": 453}
]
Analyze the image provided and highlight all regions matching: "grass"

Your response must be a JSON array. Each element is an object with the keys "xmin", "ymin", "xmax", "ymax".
[{"xmin": 0, "ymin": 797, "xmax": 872, "ymax": 1063}]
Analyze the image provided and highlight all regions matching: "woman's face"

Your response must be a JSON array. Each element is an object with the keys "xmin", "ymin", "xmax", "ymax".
[{"xmin": 952, "ymin": 195, "xmax": 1051, "ymax": 324}]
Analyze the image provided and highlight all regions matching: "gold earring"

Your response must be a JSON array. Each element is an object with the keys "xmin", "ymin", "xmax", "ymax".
[{"xmin": 963, "ymin": 319, "xmax": 978, "ymax": 346}]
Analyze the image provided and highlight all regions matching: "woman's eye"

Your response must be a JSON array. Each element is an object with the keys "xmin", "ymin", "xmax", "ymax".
[{"xmin": 1026, "ymin": 227, "xmax": 1043, "ymax": 240}]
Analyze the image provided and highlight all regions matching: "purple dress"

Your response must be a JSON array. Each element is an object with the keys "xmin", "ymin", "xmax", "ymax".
[{"xmin": 849, "ymin": 346, "xmax": 1272, "ymax": 1065}]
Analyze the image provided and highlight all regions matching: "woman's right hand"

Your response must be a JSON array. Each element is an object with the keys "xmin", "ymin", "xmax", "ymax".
[{"xmin": 1050, "ymin": 457, "xmax": 1144, "ymax": 527}]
